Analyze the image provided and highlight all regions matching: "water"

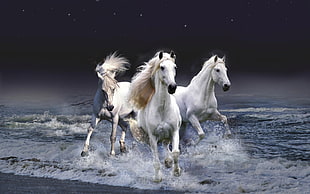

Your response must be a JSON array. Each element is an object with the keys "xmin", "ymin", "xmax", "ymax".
[{"xmin": 0, "ymin": 92, "xmax": 309, "ymax": 193}]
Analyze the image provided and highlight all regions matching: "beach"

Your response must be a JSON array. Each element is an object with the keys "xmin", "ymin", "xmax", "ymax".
[{"xmin": 0, "ymin": 173, "xmax": 181, "ymax": 194}]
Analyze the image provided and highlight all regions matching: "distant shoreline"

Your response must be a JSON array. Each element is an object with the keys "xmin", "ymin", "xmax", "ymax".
[{"xmin": 0, "ymin": 173, "xmax": 182, "ymax": 194}]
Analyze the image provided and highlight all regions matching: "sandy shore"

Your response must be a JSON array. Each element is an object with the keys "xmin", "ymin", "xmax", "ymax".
[{"xmin": 0, "ymin": 173, "xmax": 183, "ymax": 194}]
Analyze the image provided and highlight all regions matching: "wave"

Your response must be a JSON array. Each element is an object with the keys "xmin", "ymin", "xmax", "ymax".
[{"xmin": 0, "ymin": 98, "xmax": 309, "ymax": 192}]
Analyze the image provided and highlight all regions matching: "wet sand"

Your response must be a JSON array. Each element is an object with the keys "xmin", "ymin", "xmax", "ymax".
[{"xmin": 0, "ymin": 173, "xmax": 182, "ymax": 194}]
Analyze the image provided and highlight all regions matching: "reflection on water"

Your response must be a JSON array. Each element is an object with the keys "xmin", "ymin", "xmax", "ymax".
[{"xmin": 0, "ymin": 94, "xmax": 309, "ymax": 193}]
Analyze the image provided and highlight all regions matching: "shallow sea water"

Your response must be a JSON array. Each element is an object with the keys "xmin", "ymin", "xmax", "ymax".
[{"xmin": 0, "ymin": 93, "xmax": 309, "ymax": 193}]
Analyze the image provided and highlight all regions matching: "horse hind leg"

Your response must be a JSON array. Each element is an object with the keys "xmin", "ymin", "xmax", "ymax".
[
  {"xmin": 163, "ymin": 142, "xmax": 173, "ymax": 168},
  {"xmin": 81, "ymin": 116, "xmax": 99, "ymax": 157},
  {"xmin": 119, "ymin": 131, "xmax": 126, "ymax": 153},
  {"xmin": 118, "ymin": 119, "xmax": 128, "ymax": 153},
  {"xmin": 172, "ymin": 150, "xmax": 181, "ymax": 177}
]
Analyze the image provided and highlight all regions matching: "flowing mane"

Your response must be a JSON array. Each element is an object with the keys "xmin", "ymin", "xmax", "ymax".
[
  {"xmin": 96, "ymin": 52, "xmax": 129, "ymax": 91},
  {"xmin": 189, "ymin": 55, "xmax": 221, "ymax": 85},
  {"xmin": 129, "ymin": 52, "xmax": 175, "ymax": 109},
  {"xmin": 99, "ymin": 52, "xmax": 129, "ymax": 73}
]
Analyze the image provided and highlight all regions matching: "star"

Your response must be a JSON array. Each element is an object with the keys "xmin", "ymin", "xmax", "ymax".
[
  {"xmin": 184, "ymin": 24, "xmax": 187, "ymax": 28},
  {"xmin": 139, "ymin": 13, "xmax": 143, "ymax": 17}
]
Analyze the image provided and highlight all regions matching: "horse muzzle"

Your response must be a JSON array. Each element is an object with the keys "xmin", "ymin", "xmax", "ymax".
[
  {"xmin": 168, "ymin": 84, "xmax": 177, "ymax": 94},
  {"xmin": 107, "ymin": 105, "xmax": 114, "ymax": 111},
  {"xmin": 223, "ymin": 83, "xmax": 230, "ymax": 92}
]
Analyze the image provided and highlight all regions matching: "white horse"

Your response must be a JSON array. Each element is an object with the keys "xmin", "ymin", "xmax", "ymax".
[
  {"xmin": 81, "ymin": 52, "xmax": 134, "ymax": 157},
  {"xmin": 128, "ymin": 51, "xmax": 182, "ymax": 182},
  {"xmin": 174, "ymin": 55, "xmax": 231, "ymax": 144}
]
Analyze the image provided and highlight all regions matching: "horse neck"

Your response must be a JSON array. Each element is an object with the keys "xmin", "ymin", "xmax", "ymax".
[
  {"xmin": 188, "ymin": 65, "xmax": 215, "ymax": 103},
  {"xmin": 152, "ymin": 72, "xmax": 171, "ymax": 111},
  {"xmin": 98, "ymin": 79, "xmax": 104, "ymax": 91}
]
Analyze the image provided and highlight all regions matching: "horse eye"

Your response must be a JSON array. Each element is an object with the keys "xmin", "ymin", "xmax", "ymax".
[
  {"xmin": 215, "ymin": 69, "xmax": 220, "ymax": 72},
  {"xmin": 160, "ymin": 66, "xmax": 165, "ymax": 70}
]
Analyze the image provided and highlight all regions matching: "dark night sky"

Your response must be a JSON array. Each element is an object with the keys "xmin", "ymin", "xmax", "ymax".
[{"xmin": 0, "ymin": 0, "xmax": 309, "ymax": 97}]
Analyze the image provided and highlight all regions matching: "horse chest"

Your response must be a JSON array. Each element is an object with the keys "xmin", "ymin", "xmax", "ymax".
[
  {"xmin": 148, "ymin": 109, "xmax": 170, "ymax": 126},
  {"xmin": 146, "ymin": 108, "xmax": 174, "ymax": 137},
  {"xmin": 151, "ymin": 122, "xmax": 172, "ymax": 139}
]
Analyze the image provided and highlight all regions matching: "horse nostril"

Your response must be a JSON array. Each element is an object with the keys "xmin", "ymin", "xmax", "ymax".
[
  {"xmin": 168, "ymin": 84, "xmax": 177, "ymax": 94},
  {"xmin": 107, "ymin": 105, "xmax": 114, "ymax": 111},
  {"xmin": 223, "ymin": 84, "xmax": 230, "ymax": 91}
]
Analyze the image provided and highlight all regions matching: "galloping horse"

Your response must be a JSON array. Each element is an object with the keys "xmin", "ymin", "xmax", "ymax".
[
  {"xmin": 81, "ymin": 52, "xmax": 134, "ymax": 157},
  {"xmin": 129, "ymin": 51, "xmax": 182, "ymax": 182},
  {"xmin": 174, "ymin": 55, "xmax": 231, "ymax": 144}
]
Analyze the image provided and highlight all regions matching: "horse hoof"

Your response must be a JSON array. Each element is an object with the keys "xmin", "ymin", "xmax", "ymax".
[
  {"xmin": 199, "ymin": 132, "xmax": 206, "ymax": 140},
  {"xmin": 153, "ymin": 177, "xmax": 162, "ymax": 183},
  {"xmin": 223, "ymin": 130, "xmax": 232, "ymax": 139},
  {"xmin": 110, "ymin": 151, "xmax": 116, "ymax": 156},
  {"xmin": 184, "ymin": 138, "xmax": 195, "ymax": 146},
  {"xmin": 81, "ymin": 151, "xmax": 88, "ymax": 157},
  {"xmin": 173, "ymin": 168, "xmax": 181, "ymax": 177},
  {"xmin": 119, "ymin": 142, "xmax": 127, "ymax": 153},
  {"xmin": 164, "ymin": 158, "xmax": 173, "ymax": 168},
  {"xmin": 120, "ymin": 147, "xmax": 127, "ymax": 153}
]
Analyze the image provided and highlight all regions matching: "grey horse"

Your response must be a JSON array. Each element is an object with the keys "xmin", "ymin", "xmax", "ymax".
[{"xmin": 81, "ymin": 52, "xmax": 135, "ymax": 157}]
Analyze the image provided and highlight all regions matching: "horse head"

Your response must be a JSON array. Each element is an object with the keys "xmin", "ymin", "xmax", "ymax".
[
  {"xmin": 156, "ymin": 51, "xmax": 177, "ymax": 94},
  {"xmin": 211, "ymin": 55, "xmax": 231, "ymax": 91},
  {"xmin": 96, "ymin": 65, "xmax": 116, "ymax": 111}
]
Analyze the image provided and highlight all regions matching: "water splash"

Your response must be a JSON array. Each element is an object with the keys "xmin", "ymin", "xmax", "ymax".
[{"xmin": 0, "ymin": 99, "xmax": 309, "ymax": 192}]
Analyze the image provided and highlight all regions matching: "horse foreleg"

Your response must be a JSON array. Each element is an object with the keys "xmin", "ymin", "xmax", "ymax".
[
  {"xmin": 110, "ymin": 114, "xmax": 119, "ymax": 156},
  {"xmin": 171, "ymin": 130, "xmax": 181, "ymax": 177},
  {"xmin": 188, "ymin": 114, "xmax": 205, "ymax": 142},
  {"xmin": 81, "ymin": 116, "xmax": 99, "ymax": 157},
  {"xmin": 212, "ymin": 111, "xmax": 231, "ymax": 137},
  {"xmin": 118, "ymin": 119, "xmax": 128, "ymax": 153},
  {"xmin": 149, "ymin": 135, "xmax": 162, "ymax": 182},
  {"xmin": 220, "ymin": 114, "xmax": 232, "ymax": 137}
]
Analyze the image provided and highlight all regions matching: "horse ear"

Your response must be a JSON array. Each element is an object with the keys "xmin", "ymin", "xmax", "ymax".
[
  {"xmin": 95, "ymin": 64, "xmax": 101, "ymax": 72},
  {"xmin": 159, "ymin": 51, "xmax": 163, "ymax": 60},
  {"xmin": 97, "ymin": 72, "xmax": 104, "ymax": 80},
  {"xmin": 222, "ymin": 55, "xmax": 226, "ymax": 62},
  {"xmin": 214, "ymin": 55, "xmax": 218, "ymax": 63},
  {"xmin": 170, "ymin": 51, "xmax": 176, "ymax": 59}
]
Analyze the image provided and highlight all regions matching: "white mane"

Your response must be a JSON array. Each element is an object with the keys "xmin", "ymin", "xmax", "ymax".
[
  {"xmin": 190, "ymin": 55, "xmax": 224, "ymax": 85},
  {"xmin": 129, "ymin": 52, "xmax": 175, "ymax": 110},
  {"xmin": 97, "ymin": 52, "xmax": 129, "ymax": 73},
  {"xmin": 96, "ymin": 52, "xmax": 129, "ymax": 92}
]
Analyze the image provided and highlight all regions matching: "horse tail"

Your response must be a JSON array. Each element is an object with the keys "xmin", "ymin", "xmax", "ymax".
[{"xmin": 126, "ymin": 118, "xmax": 149, "ymax": 145}]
